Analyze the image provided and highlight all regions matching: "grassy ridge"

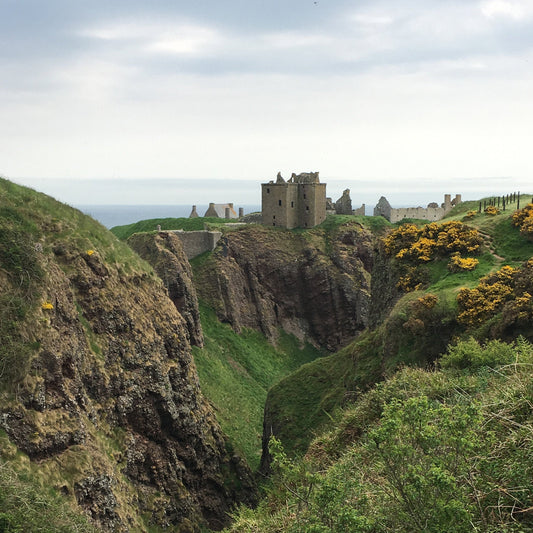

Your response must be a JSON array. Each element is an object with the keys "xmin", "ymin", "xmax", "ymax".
[
  {"xmin": 192, "ymin": 304, "xmax": 322, "ymax": 469},
  {"xmin": 110, "ymin": 217, "xmax": 238, "ymax": 240}
]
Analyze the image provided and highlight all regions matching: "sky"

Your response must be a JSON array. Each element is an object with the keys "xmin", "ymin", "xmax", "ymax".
[{"xmin": 1, "ymin": 0, "xmax": 532, "ymax": 206}]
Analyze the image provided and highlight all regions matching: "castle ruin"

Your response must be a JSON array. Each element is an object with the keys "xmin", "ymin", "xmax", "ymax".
[
  {"xmin": 189, "ymin": 203, "xmax": 241, "ymax": 219},
  {"xmin": 261, "ymin": 171, "xmax": 327, "ymax": 229},
  {"xmin": 374, "ymin": 194, "xmax": 462, "ymax": 223}
]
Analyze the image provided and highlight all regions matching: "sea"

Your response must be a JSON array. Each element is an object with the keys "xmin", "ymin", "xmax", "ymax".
[{"xmin": 76, "ymin": 204, "xmax": 261, "ymax": 229}]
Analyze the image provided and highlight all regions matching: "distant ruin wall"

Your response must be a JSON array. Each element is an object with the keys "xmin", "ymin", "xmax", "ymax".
[
  {"xmin": 354, "ymin": 204, "xmax": 366, "ymax": 216},
  {"xmin": 171, "ymin": 230, "xmax": 222, "ymax": 259},
  {"xmin": 375, "ymin": 194, "xmax": 461, "ymax": 223},
  {"xmin": 389, "ymin": 206, "xmax": 447, "ymax": 223}
]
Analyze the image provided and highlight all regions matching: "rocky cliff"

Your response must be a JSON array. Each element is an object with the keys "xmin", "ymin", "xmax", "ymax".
[
  {"xmin": 127, "ymin": 231, "xmax": 204, "ymax": 347},
  {"xmin": 0, "ymin": 180, "xmax": 255, "ymax": 532},
  {"xmin": 194, "ymin": 222, "xmax": 374, "ymax": 352}
]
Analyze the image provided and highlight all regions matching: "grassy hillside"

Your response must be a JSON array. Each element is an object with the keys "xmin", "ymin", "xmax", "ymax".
[
  {"xmin": 192, "ymin": 304, "xmax": 322, "ymax": 469},
  {"xmin": 0, "ymin": 178, "xmax": 153, "ymax": 390},
  {"xmin": 261, "ymin": 196, "xmax": 533, "ymax": 458},
  {"xmin": 0, "ymin": 178, "xmax": 164, "ymax": 531},
  {"xmin": 226, "ymin": 338, "xmax": 533, "ymax": 532}
]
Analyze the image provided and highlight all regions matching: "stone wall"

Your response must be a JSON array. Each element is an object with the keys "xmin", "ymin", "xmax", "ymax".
[
  {"xmin": 354, "ymin": 204, "xmax": 366, "ymax": 216},
  {"xmin": 375, "ymin": 194, "xmax": 461, "ymax": 223},
  {"xmin": 389, "ymin": 206, "xmax": 447, "ymax": 223},
  {"xmin": 171, "ymin": 230, "xmax": 222, "ymax": 259}
]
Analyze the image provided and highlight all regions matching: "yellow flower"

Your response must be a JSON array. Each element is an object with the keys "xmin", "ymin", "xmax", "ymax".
[
  {"xmin": 86, "ymin": 249, "xmax": 95, "ymax": 256},
  {"xmin": 448, "ymin": 254, "xmax": 479, "ymax": 272},
  {"xmin": 41, "ymin": 302, "xmax": 54, "ymax": 310}
]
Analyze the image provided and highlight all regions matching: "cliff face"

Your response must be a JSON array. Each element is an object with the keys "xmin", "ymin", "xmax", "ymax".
[
  {"xmin": 127, "ymin": 231, "xmax": 204, "ymax": 347},
  {"xmin": 194, "ymin": 222, "xmax": 374, "ymax": 352},
  {"xmin": 0, "ymin": 181, "xmax": 255, "ymax": 532}
]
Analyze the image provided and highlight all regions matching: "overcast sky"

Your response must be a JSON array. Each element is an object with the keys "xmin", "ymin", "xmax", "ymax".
[{"xmin": 1, "ymin": 0, "xmax": 532, "ymax": 205}]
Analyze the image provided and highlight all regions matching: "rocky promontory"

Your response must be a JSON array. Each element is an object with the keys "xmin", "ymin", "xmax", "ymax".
[
  {"xmin": 0, "ymin": 179, "xmax": 255, "ymax": 532},
  {"xmin": 193, "ymin": 222, "xmax": 374, "ymax": 352}
]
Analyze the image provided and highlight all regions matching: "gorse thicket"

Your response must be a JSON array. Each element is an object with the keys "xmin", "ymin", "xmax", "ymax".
[
  {"xmin": 457, "ymin": 260, "xmax": 533, "ymax": 333},
  {"xmin": 383, "ymin": 221, "xmax": 482, "ymax": 291}
]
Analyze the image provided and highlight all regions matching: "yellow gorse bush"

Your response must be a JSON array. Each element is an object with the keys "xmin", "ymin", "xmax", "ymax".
[
  {"xmin": 456, "ymin": 264, "xmax": 530, "ymax": 326},
  {"xmin": 512, "ymin": 203, "xmax": 533, "ymax": 241},
  {"xmin": 457, "ymin": 282, "xmax": 513, "ymax": 325},
  {"xmin": 41, "ymin": 302, "xmax": 54, "ymax": 310},
  {"xmin": 448, "ymin": 254, "xmax": 479, "ymax": 272},
  {"xmin": 384, "ymin": 221, "xmax": 482, "ymax": 264},
  {"xmin": 484, "ymin": 205, "xmax": 500, "ymax": 216},
  {"xmin": 463, "ymin": 210, "xmax": 477, "ymax": 220}
]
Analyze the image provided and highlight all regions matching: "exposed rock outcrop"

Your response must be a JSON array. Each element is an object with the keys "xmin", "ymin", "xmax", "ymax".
[
  {"xmin": 195, "ymin": 222, "xmax": 373, "ymax": 352},
  {"xmin": 127, "ymin": 231, "xmax": 204, "ymax": 347},
  {"xmin": 0, "ymin": 181, "xmax": 255, "ymax": 531}
]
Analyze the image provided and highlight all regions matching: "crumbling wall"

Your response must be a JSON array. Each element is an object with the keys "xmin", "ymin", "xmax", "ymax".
[{"xmin": 375, "ymin": 194, "xmax": 461, "ymax": 223}]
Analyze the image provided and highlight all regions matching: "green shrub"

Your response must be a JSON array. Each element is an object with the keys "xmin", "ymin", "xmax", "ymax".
[{"xmin": 440, "ymin": 338, "xmax": 515, "ymax": 370}]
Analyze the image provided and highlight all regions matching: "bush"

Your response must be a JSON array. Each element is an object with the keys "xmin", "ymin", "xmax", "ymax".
[
  {"xmin": 440, "ymin": 338, "xmax": 516, "ymax": 369},
  {"xmin": 512, "ymin": 203, "xmax": 533, "ymax": 241},
  {"xmin": 457, "ymin": 262, "xmax": 533, "ymax": 332},
  {"xmin": 384, "ymin": 221, "xmax": 483, "ymax": 292},
  {"xmin": 384, "ymin": 221, "xmax": 482, "ymax": 264},
  {"xmin": 448, "ymin": 253, "xmax": 479, "ymax": 272}
]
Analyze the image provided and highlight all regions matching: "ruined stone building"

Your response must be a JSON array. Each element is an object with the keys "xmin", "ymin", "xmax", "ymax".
[
  {"xmin": 189, "ymin": 203, "xmax": 242, "ymax": 219},
  {"xmin": 374, "ymin": 194, "xmax": 462, "ymax": 223},
  {"xmin": 327, "ymin": 189, "xmax": 366, "ymax": 216},
  {"xmin": 261, "ymin": 172, "xmax": 327, "ymax": 229}
]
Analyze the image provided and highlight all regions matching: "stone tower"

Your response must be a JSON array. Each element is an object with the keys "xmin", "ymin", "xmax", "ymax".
[{"xmin": 261, "ymin": 171, "xmax": 327, "ymax": 229}]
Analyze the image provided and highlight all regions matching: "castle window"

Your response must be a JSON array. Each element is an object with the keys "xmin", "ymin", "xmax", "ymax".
[
  {"xmin": 291, "ymin": 201, "xmax": 294, "ymax": 208},
  {"xmin": 306, "ymin": 206, "xmax": 309, "ymax": 211},
  {"xmin": 273, "ymin": 222, "xmax": 276, "ymax": 226},
  {"xmin": 303, "ymin": 194, "xmax": 306, "ymax": 199},
  {"xmin": 279, "ymin": 200, "xmax": 282, "ymax": 206},
  {"xmin": 273, "ymin": 215, "xmax": 276, "ymax": 219},
  {"xmin": 267, "ymin": 188, "xmax": 270, "ymax": 193}
]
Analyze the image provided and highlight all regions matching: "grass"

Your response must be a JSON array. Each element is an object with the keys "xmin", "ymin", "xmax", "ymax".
[
  {"xmin": 492, "ymin": 217, "xmax": 533, "ymax": 263},
  {"xmin": 264, "ymin": 329, "xmax": 384, "ymax": 457},
  {"xmin": 192, "ymin": 303, "xmax": 322, "ymax": 469},
  {"xmin": 110, "ymin": 216, "xmax": 239, "ymax": 240},
  {"xmin": 301, "ymin": 214, "xmax": 392, "ymax": 235},
  {"xmin": 0, "ymin": 177, "xmax": 153, "ymax": 276},
  {"xmin": 424, "ymin": 251, "xmax": 497, "ymax": 292},
  {"xmin": 0, "ymin": 178, "xmax": 156, "ymax": 390}
]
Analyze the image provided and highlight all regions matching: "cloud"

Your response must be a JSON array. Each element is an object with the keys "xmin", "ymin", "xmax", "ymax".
[
  {"xmin": 481, "ymin": 0, "xmax": 527, "ymax": 20},
  {"xmin": 81, "ymin": 19, "xmax": 223, "ymax": 56}
]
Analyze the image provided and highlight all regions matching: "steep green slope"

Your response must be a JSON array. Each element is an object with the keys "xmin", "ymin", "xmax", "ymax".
[
  {"xmin": 226, "ymin": 337, "xmax": 533, "ymax": 533},
  {"xmin": 192, "ymin": 304, "xmax": 322, "ymax": 470}
]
